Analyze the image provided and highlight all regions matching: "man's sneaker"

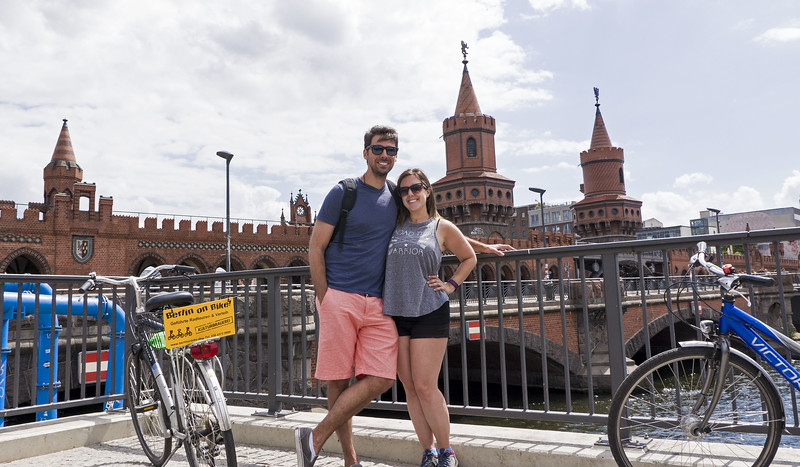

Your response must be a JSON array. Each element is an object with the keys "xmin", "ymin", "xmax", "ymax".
[
  {"xmin": 420, "ymin": 449, "xmax": 438, "ymax": 467},
  {"xmin": 438, "ymin": 449, "xmax": 457, "ymax": 467},
  {"xmin": 294, "ymin": 427, "xmax": 317, "ymax": 467}
]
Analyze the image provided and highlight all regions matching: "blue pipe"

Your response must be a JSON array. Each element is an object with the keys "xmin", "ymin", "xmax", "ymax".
[
  {"xmin": 4, "ymin": 282, "xmax": 53, "ymax": 295},
  {"xmin": 1, "ymin": 286, "xmax": 126, "ymax": 425},
  {"xmin": 0, "ymin": 319, "xmax": 9, "ymax": 426}
]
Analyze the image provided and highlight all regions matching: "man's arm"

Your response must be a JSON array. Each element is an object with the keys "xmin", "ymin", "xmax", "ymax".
[
  {"xmin": 465, "ymin": 237, "xmax": 515, "ymax": 257},
  {"xmin": 309, "ymin": 220, "xmax": 336, "ymax": 302}
]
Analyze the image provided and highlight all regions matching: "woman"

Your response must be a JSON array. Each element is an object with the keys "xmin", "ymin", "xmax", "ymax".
[{"xmin": 383, "ymin": 168, "xmax": 477, "ymax": 467}]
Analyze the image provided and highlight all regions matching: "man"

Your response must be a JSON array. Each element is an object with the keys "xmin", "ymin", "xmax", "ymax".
[{"xmin": 296, "ymin": 125, "xmax": 511, "ymax": 467}]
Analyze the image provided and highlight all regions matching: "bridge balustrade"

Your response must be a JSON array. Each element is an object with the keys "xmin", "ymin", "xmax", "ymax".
[{"xmin": 3, "ymin": 227, "xmax": 800, "ymax": 439}]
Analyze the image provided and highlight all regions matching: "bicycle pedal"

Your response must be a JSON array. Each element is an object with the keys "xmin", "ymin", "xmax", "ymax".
[{"xmin": 136, "ymin": 401, "xmax": 160, "ymax": 413}]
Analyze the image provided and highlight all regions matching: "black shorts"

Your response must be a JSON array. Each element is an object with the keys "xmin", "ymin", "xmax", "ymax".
[{"xmin": 392, "ymin": 301, "xmax": 450, "ymax": 339}]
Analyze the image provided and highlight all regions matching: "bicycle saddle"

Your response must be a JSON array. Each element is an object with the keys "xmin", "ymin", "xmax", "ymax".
[{"xmin": 145, "ymin": 291, "xmax": 195, "ymax": 313}]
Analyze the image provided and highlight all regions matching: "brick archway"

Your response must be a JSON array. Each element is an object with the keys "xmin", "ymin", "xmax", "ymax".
[
  {"xmin": 252, "ymin": 255, "xmax": 279, "ymax": 269},
  {"xmin": 175, "ymin": 254, "xmax": 210, "ymax": 274},
  {"xmin": 1, "ymin": 247, "xmax": 52, "ymax": 274},
  {"xmin": 128, "ymin": 252, "xmax": 168, "ymax": 276}
]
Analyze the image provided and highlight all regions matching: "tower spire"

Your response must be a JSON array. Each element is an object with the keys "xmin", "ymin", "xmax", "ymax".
[
  {"xmin": 454, "ymin": 41, "xmax": 481, "ymax": 116},
  {"xmin": 50, "ymin": 119, "xmax": 79, "ymax": 164},
  {"xmin": 43, "ymin": 119, "xmax": 83, "ymax": 207},
  {"xmin": 590, "ymin": 87, "xmax": 612, "ymax": 149}
]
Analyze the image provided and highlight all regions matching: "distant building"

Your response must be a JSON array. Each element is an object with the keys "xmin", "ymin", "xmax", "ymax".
[
  {"xmin": 509, "ymin": 201, "xmax": 575, "ymax": 241},
  {"xmin": 691, "ymin": 207, "xmax": 800, "ymax": 235},
  {"xmin": 636, "ymin": 223, "xmax": 692, "ymax": 240}
]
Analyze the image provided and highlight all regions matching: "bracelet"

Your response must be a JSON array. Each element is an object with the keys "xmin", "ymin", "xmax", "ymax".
[{"xmin": 447, "ymin": 278, "xmax": 460, "ymax": 290}]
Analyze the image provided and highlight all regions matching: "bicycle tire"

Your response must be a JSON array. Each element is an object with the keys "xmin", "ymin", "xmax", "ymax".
[
  {"xmin": 126, "ymin": 349, "xmax": 172, "ymax": 466},
  {"xmin": 608, "ymin": 346, "xmax": 784, "ymax": 467},
  {"xmin": 177, "ymin": 356, "xmax": 237, "ymax": 466}
]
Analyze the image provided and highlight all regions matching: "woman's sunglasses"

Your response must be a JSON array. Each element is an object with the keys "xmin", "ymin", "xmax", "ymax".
[{"xmin": 398, "ymin": 183, "xmax": 427, "ymax": 197}]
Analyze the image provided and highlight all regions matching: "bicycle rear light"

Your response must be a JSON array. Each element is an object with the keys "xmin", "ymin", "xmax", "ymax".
[{"xmin": 190, "ymin": 341, "xmax": 219, "ymax": 360}]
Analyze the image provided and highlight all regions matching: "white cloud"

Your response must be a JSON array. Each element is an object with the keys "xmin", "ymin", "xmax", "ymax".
[
  {"xmin": 774, "ymin": 170, "xmax": 800, "ymax": 207},
  {"xmin": 527, "ymin": 0, "xmax": 590, "ymax": 12},
  {"xmin": 640, "ymin": 191, "xmax": 695, "ymax": 226},
  {"xmin": 673, "ymin": 173, "xmax": 713, "ymax": 189},
  {"xmin": 755, "ymin": 27, "xmax": 800, "ymax": 44}
]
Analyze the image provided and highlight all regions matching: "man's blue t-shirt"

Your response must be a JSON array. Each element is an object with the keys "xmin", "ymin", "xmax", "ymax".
[{"xmin": 317, "ymin": 178, "xmax": 398, "ymax": 297}]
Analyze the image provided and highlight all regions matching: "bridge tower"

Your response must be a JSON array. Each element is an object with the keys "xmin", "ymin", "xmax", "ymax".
[
  {"xmin": 572, "ymin": 89, "xmax": 642, "ymax": 243},
  {"xmin": 433, "ymin": 43, "xmax": 515, "ymax": 241}
]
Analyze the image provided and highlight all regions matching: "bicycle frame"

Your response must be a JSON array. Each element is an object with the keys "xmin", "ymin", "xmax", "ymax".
[{"xmin": 720, "ymin": 299, "xmax": 800, "ymax": 392}]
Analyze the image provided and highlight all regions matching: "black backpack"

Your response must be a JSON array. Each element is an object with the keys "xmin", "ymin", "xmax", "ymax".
[{"xmin": 331, "ymin": 178, "xmax": 398, "ymax": 250}]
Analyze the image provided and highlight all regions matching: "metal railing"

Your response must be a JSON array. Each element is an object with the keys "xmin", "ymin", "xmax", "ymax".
[{"xmin": 2, "ymin": 227, "xmax": 800, "ymax": 438}]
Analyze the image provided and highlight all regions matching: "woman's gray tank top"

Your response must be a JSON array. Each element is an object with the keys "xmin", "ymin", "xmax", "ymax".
[{"xmin": 383, "ymin": 218, "xmax": 448, "ymax": 317}]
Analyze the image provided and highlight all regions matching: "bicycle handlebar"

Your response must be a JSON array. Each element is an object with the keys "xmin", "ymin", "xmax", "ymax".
[
  {"xmin": 691, "ymin": 241, "xmax": 775, "ymax": 289},
  {"xmin": 78, "ymin": 264, "xmax": 197, "ymax": 292}
]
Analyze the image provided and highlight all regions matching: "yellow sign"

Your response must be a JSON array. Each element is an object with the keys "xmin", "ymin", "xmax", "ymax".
[{"xmin": 162, "ymin": 297, "xmax": 235, "ymax": 349}]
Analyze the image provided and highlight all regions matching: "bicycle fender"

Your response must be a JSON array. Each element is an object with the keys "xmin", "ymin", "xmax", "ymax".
[
  {"xmin": 194, "ymin": 359, "xmax": 233, "ymax": 431},
  {"xmin": 678, "ymin": 340, "xmax": 783, "ymax": 402}
]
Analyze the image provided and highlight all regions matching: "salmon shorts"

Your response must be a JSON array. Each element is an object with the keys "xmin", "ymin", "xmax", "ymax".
[{"xmin": 315, "ymin": 288, "xmax": 398, "ymax": 381}]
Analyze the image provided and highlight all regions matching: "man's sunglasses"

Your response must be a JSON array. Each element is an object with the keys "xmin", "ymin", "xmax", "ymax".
[
  {"xmin": 398, "ymin": 183, "xmax": 427, "ymax": 197},
  {"xmin": 366, "ymin": 144, "xmax": 398, "ymax": 157}
]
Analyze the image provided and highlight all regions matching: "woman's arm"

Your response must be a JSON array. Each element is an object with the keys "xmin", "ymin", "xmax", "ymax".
[
  {"xmin": 428, "ymin": 219, "xmax": 478, "ymax": 294},
  {"xmin": 465, "ymin": 237, "xmax": 514, "ymax": 256}
]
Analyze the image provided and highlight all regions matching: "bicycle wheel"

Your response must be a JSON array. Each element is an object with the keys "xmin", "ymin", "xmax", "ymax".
[
  {"xmin": 177, "ymin": 356, "xmax": 237, "ymax": 466},
  {"xmin": 608, "ymin": 346, "xmax": 784, "ymax": 467},
  {"xmin": 126, "ymin": 349, "xmax": 172, "ymax": 466}
]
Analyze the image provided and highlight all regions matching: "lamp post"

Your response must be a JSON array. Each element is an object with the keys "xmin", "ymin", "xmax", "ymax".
[
  {"xmin": 707, "ymin": 207, "xmax": 721, "ymax": 234},
  {"xmin": 217, "ymin": 151, "xmax": 234, "ymax": 272},
  {"xmin": 529, "ymin": 187, "xmax": 546, "ymax": 247}
]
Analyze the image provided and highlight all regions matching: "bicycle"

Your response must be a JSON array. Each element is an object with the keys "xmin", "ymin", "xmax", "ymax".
[
  {"xmin": 607, "ymin": 240, "xmax": 794, "ymax": 466},
  {"xmin": 79, "ymin": 265, "xmax": 238, "ymax": 466}
]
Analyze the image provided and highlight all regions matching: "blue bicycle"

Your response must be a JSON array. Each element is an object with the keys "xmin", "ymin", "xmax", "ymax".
[{"xmin": 608, "ymin": 241, "xmax": 794, "ymax": 466}]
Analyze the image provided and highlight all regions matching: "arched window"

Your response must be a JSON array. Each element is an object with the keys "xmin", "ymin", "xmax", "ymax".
[
  {"xmin": 619, "ymin": 168, "xmax": 624, "ymax": 184},
  {"xmin": 466, "ymin": 137, "xmax": 477, "ymax": 158}
]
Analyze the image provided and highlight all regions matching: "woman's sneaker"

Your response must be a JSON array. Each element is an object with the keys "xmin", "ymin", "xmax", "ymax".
[
  {"xmin": 438, "ymin": 449, "xmax": 457, "ymax": 467},
  {"xmin": 420, "ymin": 449, "xmax": 438, "ymax": 467}
]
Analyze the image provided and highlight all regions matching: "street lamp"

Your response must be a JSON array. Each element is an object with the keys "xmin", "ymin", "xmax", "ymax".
[
  {"xmin": 707, "ymin": 207, "xmax": 721, "ymax": 234},
  {"xmin": 217, "ymin": 151, "xmax": 234, "ymax": 272},
  {"xmin": 529, "ymin": 187, "xmax": 546, "ymax": 248}
]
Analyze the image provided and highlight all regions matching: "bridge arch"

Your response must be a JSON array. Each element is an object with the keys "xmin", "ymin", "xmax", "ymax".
[
  {"xmin": 625, "ymin": 306, "xmax": 698, "ymax": 363},
  {"xmin": 446, "ymin": 324, "xmax": 588, "ymax": 390}
]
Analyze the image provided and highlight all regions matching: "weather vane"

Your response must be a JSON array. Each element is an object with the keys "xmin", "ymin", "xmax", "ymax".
[
  {"xmin": 461, "ymin": 41, "xmax": 469, "ymax": 59},
  {"xmin": 594, "ymin": 87, "xmax": 600, "ymax": 106}
]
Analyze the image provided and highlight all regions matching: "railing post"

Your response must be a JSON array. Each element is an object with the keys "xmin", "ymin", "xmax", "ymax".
[
  {"xmin": 266, "ymin": 275, "xmax": 282, "ymax": 415},
  {"xmin": 602, "ymin": 251, "xmax": 628, "ymax": 393}
]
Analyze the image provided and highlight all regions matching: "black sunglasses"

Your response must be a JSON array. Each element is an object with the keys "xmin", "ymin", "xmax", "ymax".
[
  {"xmin": 366, "ymin": 144, "xmax": 398, "ymax": 157},
  {"xmin": 398, "ymin": 183, "xmax": 427, "ymax": 197}
]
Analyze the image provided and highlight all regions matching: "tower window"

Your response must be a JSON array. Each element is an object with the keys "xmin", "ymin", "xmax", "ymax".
[
  {"xmin": 466, "ymin": 137, "xmax": 477, "ymax": 158},
  {"xmin": 619, "ymin": 168, "xmax": 624, "ymax": 184}
]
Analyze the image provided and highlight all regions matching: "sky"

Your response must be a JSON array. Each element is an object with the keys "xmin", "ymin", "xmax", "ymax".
[{"xmin": 1, "ymin": 0, "xmax": 799, "ymax": 230}]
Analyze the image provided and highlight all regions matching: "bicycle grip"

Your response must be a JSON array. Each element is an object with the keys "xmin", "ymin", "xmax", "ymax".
[
  {"xmin": 738, "ymin": 274, "xmax": 775, "ymax": 287},
  {"xmin": 78, "ymin": 279, "xmax": 95, "ymax": 293},
  {"xmin": 173, "ymin": 265, "xmax": 196, "ymax": 275}
]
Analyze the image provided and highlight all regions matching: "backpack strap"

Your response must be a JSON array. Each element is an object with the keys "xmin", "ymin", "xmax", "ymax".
[
  {"xmin": 386, "ymin": 180, "xmax": 399, "ymax": 208},
  {"xmin": 330, "ymin": 178, "xmax": 399, "ymax": 250},
  {"xmin": 331, "ymin": 178, "xmax": 358, "ymax": 250}
]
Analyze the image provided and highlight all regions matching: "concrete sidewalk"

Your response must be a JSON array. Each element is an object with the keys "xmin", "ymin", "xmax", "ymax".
[{"xmin": 0, "ymin": 406, "xmax": 618, "ymax": 466}]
